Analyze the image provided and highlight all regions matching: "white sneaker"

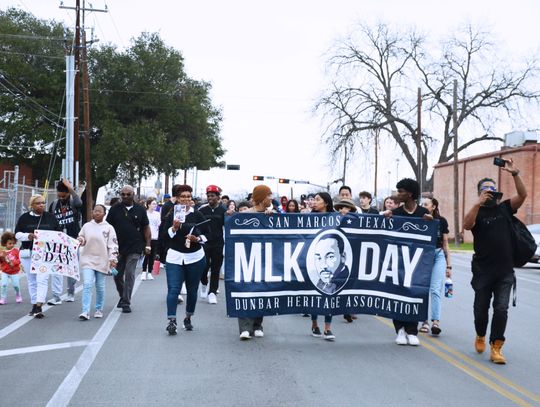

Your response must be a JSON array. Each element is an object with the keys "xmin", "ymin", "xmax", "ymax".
[
  {"xmin": 199, "ymin": 284, "xmax": 208, "ymax": 299},
  {"xmin": 207, "ymin": 293, "xmax": 217, "ymax": 304},
  {"xmin": 66, "ymin": 294, "xmax": 75, "ymax": 302},
  {"xmin": 79, "ymin": 312, "xmax": 90, "ymax": 320},
  {"xmin": 395, "ymin": 328, "xmax": 407, "ymax": 345},
  {"xmin": 407, "ymin": 334, "xmax": 420, "ymax": 346},
  {"xmin": 141, "ymin": 273, "xmax": 147, "ymax": 281},
  {"xmin": 47, "ymin": 297, "xmax": 62, "ymax": 306},
  {"xmin": 177, "ymin": 295, "xmax": 184, "ymax": 304},
  {"xmin": 181, "ymin": 283, "xmax": 187, "ymax": 295},
  {"xmin": 94, "ymin": 310, "xmax": 103, "ymax": 318},
  {"xmin": 239, "ymin": 331, "xmax": 251, "ymax": 340},
  {"xmin": 146, "ymin": 273, "xmax": 154, "ymax": 280},
  {"xmin": 254, "ymin": 329, "xmax": 264, "ymax": 338}
]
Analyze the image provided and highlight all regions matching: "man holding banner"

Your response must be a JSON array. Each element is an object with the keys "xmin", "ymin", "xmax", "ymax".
[{"xmin": 384, "ymin": 178, "xmax": 432, "ymax": 346}]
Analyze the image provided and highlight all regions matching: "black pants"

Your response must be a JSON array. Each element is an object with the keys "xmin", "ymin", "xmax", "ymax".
[
  {"xmin": 472, "ymin": 270, "xmax": 514, "ymax": 343},
  {"xmin": 201, "ymin": 244, "xmax": 224, "ymax": 294},
  {"xmin": 114, "ymin": 253, "xmax": 139, "ymax": 306},
  {"xmin": 142, "ymin": 240, "xmax": 159, "ymax": 272},
  {"xmin": 393, "ymin": 320, "xmax": 418, "ymax": 335}
]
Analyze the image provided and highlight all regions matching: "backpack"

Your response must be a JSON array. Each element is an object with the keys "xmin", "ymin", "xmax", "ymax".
[{"xmin": 502, "ymin": 210, "xmax": 537, "ymax": 267}]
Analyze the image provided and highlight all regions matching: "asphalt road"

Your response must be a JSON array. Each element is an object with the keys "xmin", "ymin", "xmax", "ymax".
[{"xmin": 1, "ymin": 254, "xmax": 539, "ymax": 407}]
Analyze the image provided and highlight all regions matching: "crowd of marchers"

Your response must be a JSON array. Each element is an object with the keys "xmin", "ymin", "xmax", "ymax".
[{"xmin": 0, "ymin": 157, "xmax": 525, "ymax": 366}]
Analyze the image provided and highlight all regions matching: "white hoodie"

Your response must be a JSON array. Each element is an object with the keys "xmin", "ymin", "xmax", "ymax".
[{"xmin": 78, "ymin": 220, "xmax": 118, "ymax": 274}]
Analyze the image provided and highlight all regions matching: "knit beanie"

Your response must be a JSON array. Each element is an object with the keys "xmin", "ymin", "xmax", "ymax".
[{"xmin": 252, "ymin": 185, "xmax": 272, "ymax": 205}]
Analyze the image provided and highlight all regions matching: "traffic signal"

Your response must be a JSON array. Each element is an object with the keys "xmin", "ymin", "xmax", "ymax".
[
  {"xmin": 279, "ymin": 178, "xmax": 290, "ymax": 184},
  {"xmin": 253, "ymin": 175, "xmax": 264, "ymax": 181}
]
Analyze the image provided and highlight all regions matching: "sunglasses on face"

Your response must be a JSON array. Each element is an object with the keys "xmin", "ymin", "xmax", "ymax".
[
  {"xmin": 120, "ymin": 193, "xmax": 133, "ymax": 196},
  {"xmin": 481, "ymin": 186, "xmax": 496, "ymax": 192}
]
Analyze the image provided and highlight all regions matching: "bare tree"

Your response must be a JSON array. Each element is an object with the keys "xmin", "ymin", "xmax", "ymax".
[{"xmin": 316, "ymin": 22, "xmax": 540, "ymax": 190}]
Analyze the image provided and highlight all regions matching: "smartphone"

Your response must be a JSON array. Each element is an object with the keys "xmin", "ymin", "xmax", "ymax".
[
  {"xmin": 489, "ymin": 191, "xmax": 503, "ymax": 200},
  {"xmin": 493, "ymin": 157, "xmax": 506, "ymax": 167}
]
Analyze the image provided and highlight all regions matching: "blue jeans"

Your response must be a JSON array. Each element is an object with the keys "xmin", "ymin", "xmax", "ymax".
[
  {"xmin": 166, "ymin": 257, "xmax": 206, "ymax": 319},
  {"xmin": 311, "ymin": 314, "xmax": 332, "ymax": 324},
  {"xmin": 429, "ymin": 248, "xmax": 446, "ymax": 321},
  {"xmin": 1, "ymin": 272, "xmax": 21, "ymax": 298},
  {"xmin": 81, "ymin": 268, "xmax": 106, "ymax": 314}
]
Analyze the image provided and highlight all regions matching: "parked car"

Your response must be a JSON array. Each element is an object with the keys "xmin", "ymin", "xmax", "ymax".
[{"xmin": 526, "ymin": 224, "xmax": 540, "ymax": 263}]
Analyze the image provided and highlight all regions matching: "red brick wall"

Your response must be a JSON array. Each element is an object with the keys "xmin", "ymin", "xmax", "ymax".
[
  {"xmin": 433, "ymin": 144, "xmax": 539, "ymax": 242},
  {"xmin": 0, "ymin": 163, "xmax": 34, "ymax": 186}
]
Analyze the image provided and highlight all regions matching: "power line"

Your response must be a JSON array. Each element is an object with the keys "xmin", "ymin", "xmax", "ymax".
[
  {"xmin": 0, "ymin": 33, "xmax": 66, "ymax": 41},
  {"xmin": 0, "ymin": 71, "xmax": 67, "ymax": 121},
  {"xmin": 0, "ymin": 81, "xmax": 65, "ymax": 129},
  {"xmin": 0, "ymin": 50, "xmax": 65, "ymax": 60}
]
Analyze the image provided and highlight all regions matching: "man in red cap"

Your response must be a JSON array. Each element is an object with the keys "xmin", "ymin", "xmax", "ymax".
[{"xmin": 198, "ymin": 185, "xmax": 226, "ymax": 304}]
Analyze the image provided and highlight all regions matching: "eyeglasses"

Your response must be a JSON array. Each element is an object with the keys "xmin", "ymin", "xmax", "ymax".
[
  {"xmin": 481, "ymin": 186, "xmax": 496, "ymax": 192},
  {"xmin": 120, "ymin": 193, "xmax": 133, "ymax": 196}
]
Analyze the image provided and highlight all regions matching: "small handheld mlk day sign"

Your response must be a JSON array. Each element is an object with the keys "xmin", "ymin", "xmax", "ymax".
[{"xmin": 31, "ymin": 230, "xmax": 81, "ymax": 281}]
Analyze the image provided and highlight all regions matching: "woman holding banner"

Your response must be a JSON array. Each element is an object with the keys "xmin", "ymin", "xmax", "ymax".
[
  {"xmin": 310, "ymin": 192, "xmax": 336, "ymax": 341},
  {"xmin": 162, "ymin": 185, "xmax": 208, "ymax": 335},
  {"xmin": 238, "ymin": 184, "xmax": 274, "ymax": 340},
  {"xmin": 420, "ymin": 197, "xmax": 451, "ymax": 336},
  {"xmin": 15, "ymin": 195, "xmax": 61, "ymax": 318},
  {"xmin": 77, "ymin": 204, "xmax": 118, "ymax": 320}
]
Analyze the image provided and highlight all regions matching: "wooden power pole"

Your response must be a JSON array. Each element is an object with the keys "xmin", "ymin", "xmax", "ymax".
[
  {"xmin": 452, "ymin": 80, "xmax": 461, "ymax": 246},
  {"xmin": 81, "ymin": 30, "xmax": 93, "ymax": 221},
  {"xmin": 416, "ymin": 88, "xmax": 422, "ymax": 197},
  {"xmin": 61, "ymin": 0, "xmax": 107, "ymax": 218}
]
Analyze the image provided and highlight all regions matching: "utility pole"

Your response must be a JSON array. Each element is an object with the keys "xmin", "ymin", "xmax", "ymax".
[
  {"xmin": 81, "ymin": 30, "xmax": 92, "ymax": 220},
  {"xmin": 416, "ymin": 87, "xmax": 422, "ymax": 197},
  {"xmin": 342, "ymin": 144, "xmax": 347, "ymax": 185},
  {"xmin": 74, "ymin": 0, "xmax": 80, "ymax": 186},
  {"xmin": 452, "ymin": 79, "xmax": 461, "ymax": 246},
  {"xmin": 374, "ymin": 128, "xmax": 379, "ymax": 199},
  {"xmin": 61, "ymin": 0, "xmax": 107, "ymax": 217}
]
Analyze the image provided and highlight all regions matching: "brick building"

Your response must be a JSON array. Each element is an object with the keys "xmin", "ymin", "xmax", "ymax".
[
  {"xmin": 433, "ymin": 140, "xmax": 539, "ymax": 243},
  {"xmin": 0, "ymin": 163, "xmax": 34, "ymax": 187}
]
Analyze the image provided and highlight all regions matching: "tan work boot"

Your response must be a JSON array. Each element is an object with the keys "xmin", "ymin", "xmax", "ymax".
[
  {"xmin": 475, "ymin": 335, "xmax": 486, "ymax": 353},
  {"xmin": 490, "ymin": 340, "xmax": 506, "ymax": 364}
]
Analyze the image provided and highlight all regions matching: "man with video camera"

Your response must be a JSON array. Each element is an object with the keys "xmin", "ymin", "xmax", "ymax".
[{"xmin": 463, "ymin": 157, "xmax": 526, "ymax": 365}]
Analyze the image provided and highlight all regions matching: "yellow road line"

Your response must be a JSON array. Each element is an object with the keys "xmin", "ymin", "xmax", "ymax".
[
  {"xmin": 374, "ymin": 317, "xmax": 534, "ymax": 407},
  {"xmin": 421, "ymin": 334, "xmax": 540, "ymax": 404}
]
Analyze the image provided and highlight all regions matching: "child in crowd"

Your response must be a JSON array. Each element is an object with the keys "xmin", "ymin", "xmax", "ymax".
[{"xmin": 0, "ymin": 231, "xmax": 22, "ymax": 304}]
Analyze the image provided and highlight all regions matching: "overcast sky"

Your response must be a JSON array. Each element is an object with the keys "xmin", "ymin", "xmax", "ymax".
[{"xmin": 2, "ymin": 0, "xmax": 539, "ymax": 200}]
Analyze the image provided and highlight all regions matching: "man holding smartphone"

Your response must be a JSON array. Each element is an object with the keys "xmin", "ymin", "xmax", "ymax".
[{"xmin": 463, "ymin": 157, "xmax": 526, "ymax": 365}]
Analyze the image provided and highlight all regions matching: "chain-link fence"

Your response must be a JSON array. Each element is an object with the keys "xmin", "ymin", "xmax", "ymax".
[{"xmin": 0, "ymin": 175, "xmax": 56, "ymax": 233}]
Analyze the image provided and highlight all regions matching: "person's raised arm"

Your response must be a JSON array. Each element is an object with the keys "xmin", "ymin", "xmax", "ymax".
[{"xmin": 502, "ymin": 158, "xmax": 527, "ymax": 211}]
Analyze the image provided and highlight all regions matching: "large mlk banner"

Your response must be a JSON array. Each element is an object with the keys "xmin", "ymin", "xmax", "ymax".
[{"xmin": 224, "ymin": 213, "xmax": 438, "ymax": 322}]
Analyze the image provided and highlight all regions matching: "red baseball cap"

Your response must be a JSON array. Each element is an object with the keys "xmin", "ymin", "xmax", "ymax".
[{"xmin": 206, "ymin": 185, "xmax": 221, "ymax": 194}]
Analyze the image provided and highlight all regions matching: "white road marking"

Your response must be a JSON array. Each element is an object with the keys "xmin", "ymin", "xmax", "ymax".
[
  {"xmin": 46, "ymin": 277, "xmax": 142, "ymax": 407},
  {"xmin": 0, "ymin": 340, "xmax": 90, "ymax": 358},
  {"xmin": 0, "ymin": 284, "xmax": 84, "ymax": 341}
]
